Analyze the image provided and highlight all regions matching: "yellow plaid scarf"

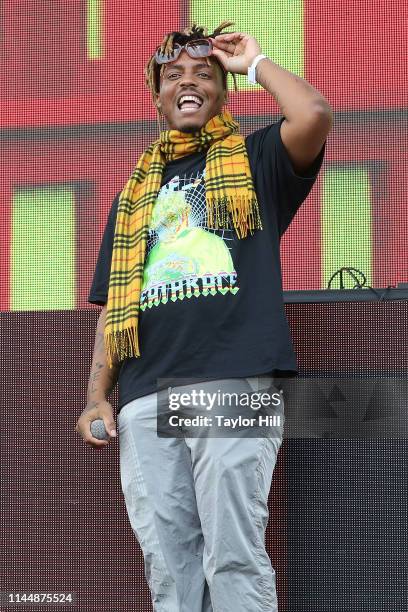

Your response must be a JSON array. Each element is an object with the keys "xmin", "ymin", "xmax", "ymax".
[{"xmin": 104, "ymin": 108, "xmax": 262, "ymax": 367}]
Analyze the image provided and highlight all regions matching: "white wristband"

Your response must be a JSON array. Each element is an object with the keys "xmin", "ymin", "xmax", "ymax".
[{"xmin": 247, "ymin": 54, "xmax": 267, "ymax": 84}]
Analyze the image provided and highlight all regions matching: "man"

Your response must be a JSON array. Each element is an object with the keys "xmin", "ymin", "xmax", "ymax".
[{"xmin": 75, "ymin": 21, "xmax": 332, "ymax": 611}]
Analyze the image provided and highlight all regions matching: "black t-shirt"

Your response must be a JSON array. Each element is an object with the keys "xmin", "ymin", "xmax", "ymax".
[{"xmin": 89, "ymin": 118, "xmax": 325, "ymax": 413}]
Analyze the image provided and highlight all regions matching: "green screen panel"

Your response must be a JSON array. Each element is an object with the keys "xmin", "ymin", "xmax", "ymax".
[
  {"xmin": 322, "ymin": 167, "xmax": 372, "ymax": 288},
  {"xmin": 191, "ymin": 0, "xmax": 304, "ymax": 91},
  {"xmin": 11, "ymin": 186, "xmax": 75, "ymax": 311},
  {"xmin": 87, "ymin": 0, "xmax": 103, "ymax": 59}
]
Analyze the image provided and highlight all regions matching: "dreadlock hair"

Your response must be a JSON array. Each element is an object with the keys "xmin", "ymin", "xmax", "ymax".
[{"xmin": 145, "ymin": 21, "xmax": 239, "ymax": 132}]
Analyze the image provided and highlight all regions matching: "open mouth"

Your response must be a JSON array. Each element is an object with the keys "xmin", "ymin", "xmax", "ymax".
[{"xmin": 177, "ymin": 94, "xmax": 204, "ymax": 113}]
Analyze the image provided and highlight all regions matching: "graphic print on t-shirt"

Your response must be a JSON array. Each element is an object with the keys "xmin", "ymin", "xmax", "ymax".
[{"xmin": 140, "ymin": 168, "xmax": 239, "ymax": 310}]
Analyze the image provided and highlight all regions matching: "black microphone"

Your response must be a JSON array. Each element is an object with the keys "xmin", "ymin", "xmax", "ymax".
[{"xmin": 90, "ymin": 418, "xmax": 110, "ymax": 440}]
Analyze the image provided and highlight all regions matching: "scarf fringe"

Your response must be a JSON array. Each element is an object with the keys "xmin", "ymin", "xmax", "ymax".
[
  {"xmin": 206, "ymin": 195, "xmax": 263, "ymax": 238},
  {"xmin": 104, "ymin": 326, "xmax": 140, "ymax": 369}
]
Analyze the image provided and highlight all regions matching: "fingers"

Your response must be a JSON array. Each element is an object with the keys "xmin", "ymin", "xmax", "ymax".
[
  {"xmin": 103, "ymin": 416, "xmax": 117, "ymax": 438},
  {"xmin": 213, "ymin": 33, "xmax": 244, "ymax": 41},
  {"xmin": 83, "ymin": 423, "xmax": 111, "ymax": 448},
  {"xmin": 211, "ymin": 34, "xmax": 246, "ymax": 56},
  {"xmin": 211, "ymin": 48, "xmax": 230, "ymax": 63},
  {"xmin": 74, "ymin": 420, "xmax": 110, "ymax": 448},
  {"xmin": 86, "ymin": 437, "xmax": 109, "ymax": 449},
  {"xmin": 74, "ymin": 406, "xmax": 116, "ymax": 450}
]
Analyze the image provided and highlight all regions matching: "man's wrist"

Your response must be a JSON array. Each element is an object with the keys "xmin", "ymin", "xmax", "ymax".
[
  {"xmin": 247, "ymin": 54, "xmax": 268, "ymax": 84},
  {"xmin": 86, "ymin": 394, "xmax": 107, "ymax": 405}
]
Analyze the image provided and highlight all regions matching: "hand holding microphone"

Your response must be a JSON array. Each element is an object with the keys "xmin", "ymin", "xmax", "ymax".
[{"xmin": 74, "ymin": 398, "xmax": 117, "ymax": 449}]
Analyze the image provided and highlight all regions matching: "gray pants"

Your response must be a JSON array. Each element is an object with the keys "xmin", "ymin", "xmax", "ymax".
[{"xmin": 117, "ymin": 377, "xmax": 284, "ymax": 612}]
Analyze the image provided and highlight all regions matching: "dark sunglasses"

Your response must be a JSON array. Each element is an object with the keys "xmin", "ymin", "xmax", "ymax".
[{"xmin": 154, "ymin": 38, "xmax": 214, "ymax": 65}]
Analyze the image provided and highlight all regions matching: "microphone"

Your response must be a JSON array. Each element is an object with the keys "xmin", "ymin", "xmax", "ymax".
[{"xmin": 90, "ymin": 418, "xmax": 110, "ymax": 440}]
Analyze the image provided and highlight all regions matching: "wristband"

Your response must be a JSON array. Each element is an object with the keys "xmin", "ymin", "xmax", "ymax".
[{"xmin": 247, "ymin": 54, "xmax": 267, "ymax": 84}]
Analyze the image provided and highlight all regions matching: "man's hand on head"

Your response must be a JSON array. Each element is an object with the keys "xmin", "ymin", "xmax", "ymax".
[{"xmin": 210, "ymin": 33, "xmax": 262, "ymax": 75}]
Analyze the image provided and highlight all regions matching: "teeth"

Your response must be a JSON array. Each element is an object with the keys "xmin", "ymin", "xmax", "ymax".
[{"xmin": 178, "ymin": 95, "xmax": 202, "ymax": 107}]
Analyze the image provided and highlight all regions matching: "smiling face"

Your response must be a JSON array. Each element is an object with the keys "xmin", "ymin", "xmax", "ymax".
[{"xmin": 155, "ymin": 50, "xmax": 228, "ymax": 133}]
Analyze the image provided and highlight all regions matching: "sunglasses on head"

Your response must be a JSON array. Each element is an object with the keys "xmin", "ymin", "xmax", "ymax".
[{"xmin": 154, "ymin": 38, "xmax": 214, "ymax": 65}]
